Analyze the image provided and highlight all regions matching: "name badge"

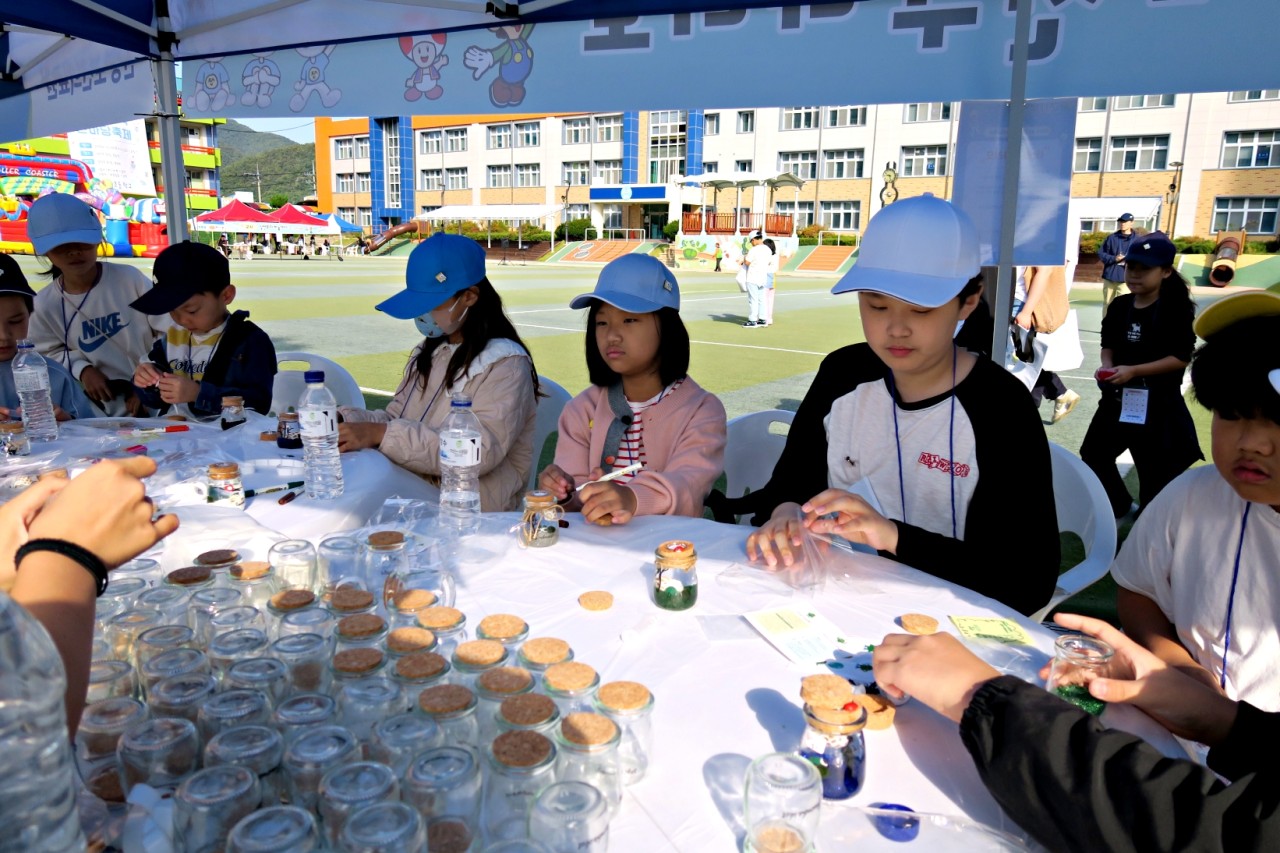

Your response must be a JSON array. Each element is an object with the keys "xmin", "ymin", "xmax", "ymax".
[{"xmin": 1119, "ymin": 388, "xmax": 1149, "ymax": 425}]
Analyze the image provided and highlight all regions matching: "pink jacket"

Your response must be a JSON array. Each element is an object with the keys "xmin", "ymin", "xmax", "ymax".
[{"xmin": 554, "ymin": 377, "xmax": 727, "ymax": 518}]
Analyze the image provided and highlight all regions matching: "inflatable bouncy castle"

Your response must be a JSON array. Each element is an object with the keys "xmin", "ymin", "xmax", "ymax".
[{"xmin": 0, "ymin": 153, "xmax": 169, "ymax": 257}]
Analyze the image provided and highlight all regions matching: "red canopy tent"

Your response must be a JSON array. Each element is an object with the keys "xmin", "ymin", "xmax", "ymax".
[
  {"xmin": 269, "ymin": 205, "xmax": 332, "ymax": 235},
  {"xmin": 191, "ymin": 199, "xmax": 276, "ymax": 232}
]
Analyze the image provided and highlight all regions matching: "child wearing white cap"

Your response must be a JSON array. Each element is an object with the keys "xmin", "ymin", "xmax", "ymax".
[
  {"xmin": 746, "ymin": 194, "xmax": 1059, "ymax": 615},
  {"xmin": 539, "ymin": 255, "xmax": 726, "ymax": 523}
]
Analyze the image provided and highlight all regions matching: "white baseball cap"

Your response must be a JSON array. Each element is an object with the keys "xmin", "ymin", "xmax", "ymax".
[{"xmin": 832, "ymin": 193, "xmax": 980, "ymax": 308}]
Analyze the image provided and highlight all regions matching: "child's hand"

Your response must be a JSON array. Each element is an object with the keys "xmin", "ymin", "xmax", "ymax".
[
  {"xmin": 537, "ymin": 464, "xmax": 575, "ymax": 502},
  {"xmin": 746, "ymin": 502, "xmax": 807, "ymax": 568},
  {"xmin": 802, "ymin": 489, "xmax": 900, "ymax": 554},
  {"xmin": 1105, "ymin": 365, "xmax": 1137, "ymax": 385},
  {"xmin": 79, "ymin": 366, "xmax": 113, "ymax": 402},
  {"xmin": 134, "ymin": 363, "xmax": 162, "ymax": 388},
  {"xmin": 579, "ymin": 477, "xmax": 637, "ymax": 525},
  {"xmin": 337, "ymin": 421, "xmax": 386, "ymax": 452},
  {"xmin": 157, "ymin": 374, "xmax": 199, "ymax": 404},
  {"xmin": 54, "ymin": 405, "xmax": 72, "ymax": 422},
  {"xmin": 873, "ymin": 632, "xmax": 999, "ymax": 723}
]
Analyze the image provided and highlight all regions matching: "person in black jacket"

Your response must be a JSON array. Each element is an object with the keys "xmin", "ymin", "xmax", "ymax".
[
  {"xmin": 1098, "ymin": 213, "xmax": 1136, "ymax": 312},
  {"xmin": 130, "ymin": 241, "xmax": 277, "ymax": 418},
  {"xmin": 873, "ymin": 614, "xmax": 1280, "ymax": 853}
]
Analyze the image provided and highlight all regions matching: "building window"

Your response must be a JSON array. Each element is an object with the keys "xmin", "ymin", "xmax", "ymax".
[
  {"xmin": 182, "ymin": 126, "xmax": 204, "ymax": 145},
  {"xmin": 359, "ymin": 208, "xmax": 372, "ymax": 227},
  {"xmin": 904, "ymin": 102, "xmax": 951, "ymax": 122},
  {"xmin": 1109, "ymin": 135, "xmax": 1169, "ymax": 171},
  {"xmin": 595, "ymin": 114, "xmax": 622, "ymax": 143},
  {"xmin": 1229, "ymin": 90, "xmax": 1280, "ymax": 102},
  {"xmin": 516, "ymin": 121, "xmax": 540, "ymax": 147},
  {"xmin": 648, "ymin": 110, "xmax": 687, "ymax": 184},
  {"xmin": 737, "ymin": 111, "xmax": 755, "ymax": 133},
  {"xmin": 445, "ymin": 167, "xmax": 468, "ymax": 190},
  {"xmin": 602, "ymin": 205, "xmax": 623, "ymax": 229},
  {"xmin": 1079, "ymin": 97, "xmax": 1108, "ymax": 112},
  {"xmin": 900, "ymin": 145, "xmax": 948, "ymax": 176},
  {"xmin": 562, "ymin": 118, "xmax": 589, "ymax": 144},
  {"xmin": 516, "ymin": 163, "xmax": 540, "ymax": 187},
  {"xmin": 1213, "ymin": 197, "xmax": 1278, "ymax": 234},
  {"xmin": 1222, "ymin": 130, "xmax": 1280, "ymax": 169},
  {"xmin": 487, "ymin": 164, "xmax": 512, "ymax": 188},
  {"xmin": 488, "ymin": 124, "xmax": 512, "ymax": 150},
  {"xmin": 735, "ymin": 159, "xmax": 753, "ymax": 173},
  {"xmin": 705, "ymin": 113, "xmax": 720, "ymax": 135},
  {"xmin": 338, "ymin": 207, "xmax": 356, "ymax": 222},
  {"xmin": 336, "ymin": 173, "xmax": 354, "ymax": 193},
  {"xmin": 1113, "ymin": 94, "xmax": 1175, "ymax": 110},
  {"xmin": 823, "ymin": 149, "xmax": 864, "ymax": 179},
  {"xmin": 702, "ymin": 161, "xmax": 718, "ymax": 174},
  {"xmin": 1074, "ymin": 138, "xmax": 1102, "ymax": 172},
  {"xmin": 826, "ymin": 106, "xmax": 866, "ymax": 128},
  {"xmin": 356, "ymin": 172, "xmax": 370, "ymax": 192},
  {"xmin": 419, "ymin": 169, "xmax": 442, "ymax": 191},
  {"xmin": 419, "ymin": 130, "xmax": 442, "ymax": 155},
  {"xmin": 354, "ymin": 136, "xmax": 370, "ymax": 158},
  {"xmin": 775, "ymin": 201, "xmax": 814, "ymax": 228},
  {"xmin": 821, "ymin": 201, "xmax": 861, "ymax": 231},
  {"xmin": 334, "ymin": 138, "xmax": 353, "ymax": 159},
  {"xmin": 778, "ymin": 151, "xmax": 817, "ymax": 180},
  {"xmin": 593, "ymin": 160, "xmax": 622, "ymax": 183},
  {"xmin": 566, "ymin": 203, "xmax": 589, "ymax": 221},
  {"xmin": 562, "ymin": 162, "xmax": 588, "ymax": 186},
  {"xmin": 781, "ymin": 107, "xmax": 819, "ymax": 130},
  {"xmin": 445, "ymin": 129, "xmax": 467, "ymax": 152},
  {"xmin": 378, "ymin": 118, "xmax": 400, "ymax": 208}
]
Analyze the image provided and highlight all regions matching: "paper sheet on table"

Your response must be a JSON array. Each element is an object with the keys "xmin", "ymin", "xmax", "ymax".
[
  {"xmin": 745, "ymin": 606, "xmax": 864, "ymax": 668},
  {"xmin": 949, "ymin": 616, "xmax": 1033, "ymax": 645}
]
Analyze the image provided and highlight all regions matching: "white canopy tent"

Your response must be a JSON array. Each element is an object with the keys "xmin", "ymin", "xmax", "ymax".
[{"xmin": 418, "ymin": 203, "xmax": 564, "ymax": 251}]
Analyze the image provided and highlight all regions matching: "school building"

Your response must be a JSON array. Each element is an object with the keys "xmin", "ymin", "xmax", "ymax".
[{"xmin": 315, "ymin": 91, "xmax": 1280, "ymax": 242}]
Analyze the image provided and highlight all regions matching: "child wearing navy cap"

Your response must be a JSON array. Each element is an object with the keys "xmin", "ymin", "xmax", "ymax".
[
  {"xmin": 338, "ymin": 233, "xmax": 539, "ymax": 512},
  {"xmin": 130, "ymin": 241, "xmax": 277, "ymax": 418},
  {"xmin": 539, "ymin": 255, "xmax": 727, "ymax": 523}
]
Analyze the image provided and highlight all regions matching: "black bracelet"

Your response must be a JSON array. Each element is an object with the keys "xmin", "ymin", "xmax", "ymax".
[{"xmin": 15, "ymin": 538, "xmax": 109, "ymax": 597}]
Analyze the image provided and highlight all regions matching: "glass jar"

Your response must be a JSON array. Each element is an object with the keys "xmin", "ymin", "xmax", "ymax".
[
  {"xmin": 117, "ymin": 716, "xmax": 201, "ymax": 792},
  {"xmin": 87, "ymin": 659, "xmax": 138, "ymax": 704},
  {"xmin": 496, "ymin": 694, "xmax": 561, "ymax": 739},
  {"xmin": 208, "ymin": 461, "xmax": 245, "ymax": 508},
  {"xmin": 114, "ymin": 557, "xmax": 161, "ymax": 585},
  {"xmin": 416, "ymin": 684, "xmax": 480, "ymax": 751},
  {"xmin": 402, "ymin": 746, "xmax": 482, "ymax": 836},
  {"xmin": 188, "ymin": 587, "xmax": 244, "ymax": 647},
  {"xmin": 528, "ymin": 781, "xmax": 611, "ymax": 853},
  {"xmin": 209, "ymin": 604, "xmax": 266, "ymax": 638},
  {"xmin": 519, "ymin": 490, "xmax": 563, "ymax": 548},
  {"xmin": 328, "ymin": 586, "xmax": 377, "ymax": 619},
  {"xmin": 417, "ymin": 606, "xmax": 467, "ymax": 660},
  {"xmin": 476, "ymin": 613, "xmax": 530, "ymax": 652},
  {"xmin": 743, "ymin": 752, "xmax": 823, "ymax": 853},
  {"xmin": 0, "ymin": 420, "xmax": 30, "ymax": 456},
  {"xmin": 653, "ymin": 539, "xmax": 697, "ymax": 611},
  {"xmin": 266, "ymin": 589, "xmax": 319, "ymax": 626},
  {"xmin": 798, "ymin": 702, "xmax": 867, "ymax": 800},
  {"xmin": 360, "ymin": 531, "xmax": 409, "ymax": 604},
  {"xmin": 173, "ymin": 764, "xmax": 259, "ymax": 853},
  {"xmin": 401, "ymin": 538, "xmax": 456, "ymax": 608},
  {"xmin": 135, "ymin": 587, "xmax": 191, "ymax": 626},
  {"xmin": 198, "ymin": 688, "xmax": 273, "ymax": 743},
  {"xmin": 273, "ymin": 693, "xmax": 339, "ymax": 746},
  {"xmin": 221, "ymin": 395, "xmax": 247, "ymax": 430},
  {"xmin": 277, "ymin": 410, "xmax": 303, "ymax": 450},
  {"xmin": 208, "ymin": 628, "xmax": 271, "ymax": 678},
  {"xmin": 194, "ymin": 547, "xmax": 243, "ymax": 574},
  {"xmin": 337, "ymin": 677, "xmax": 406, "ymax": 745},
  {"xmin": 149, "ymin": 672, "xmax": 218, "ymax": 724},
  {"xmin": 271, "ymin": 632, "xmax": 332, "ymax": 695},
  {"xmin": 282, "ymin": 725, "xmax": 362, "ymax": 812},
  {"xmin": 226, "ymin": 805, "xmax": 320, "ymax": 853},
  {"xmin": 368, "ymin": 713, "xmax": 442, "ymax": 777},
  {"xmin": 340, "ymin": 801, "xmax": 425, "ymax": 853},
  {"xmin": 269, "ymin": 540, "xmax": 319, "ymax": 594},
  {"xmin": 76, "ymin": 696, "xmax": 148, "ymax": 778},
  {"xmin": 543, "ymin": 661, "xmax": 600, "ymax": 718},
  {"xmin": 483, "ymin": 731, "xmax": 558, "ymax": 842},
  {"xmin": 227, "ymin": 657, "xmax": 291, "ymax": 708},
  {"xmin": 451, "ymin": 639, "xmax": 509, "ymax": 690},
  {"xmin": 594, "ymin": 681, "xmax": 655, "ymax": 786},
  {"xmin": 386, "ymin": 626, "xmax": 438, "ymax": 657},
  {"xmin": 164, "ymin": 566, "xmax": 215, "ymax": 594},
  {"xmin": 318, "ymin": 761, "xmax": 400, "ymax": 848},
  {"xmin": 141, "ymin": 647, "xmax": 210, "ymax": 696},
  {"xmin": 317, "ymin": 535, "xmax": 362, "ymax": 598},
  {"xmin": 331, "ymin": 648, "xmax": 387, "ymax": 683},
  {"xmin": 475, "ymin": 666, "xmax": 534, "ymax": 744},
  {"xmin": 229, "ymin": 562, "xmax": 279, "ymax": 610},
  {"xmin": 517, "ymin": 638, "xmax": 574, "ymax": 690},
  {"xmin": 554, "ymin": 712, "xmax": 623, "ymax": 814},
  {"xmin": 391, "ymin": 651, "xmax": 452, "ymax": 693},
  {"xmin": 204, "ymin": 724, "xmax": 287, "ymax": 808},
  {"xmin": 101, "ymin": 576, "xmax": 149, "ymax": 609},
  {"xmin": 106, "ymin": 607, "xmax": 164, "ymax": 661},
  {"xmin": 1046, "ymin": 634, "xmax": 1114, "ymax": 716},
  {"xmin": 335, "ymin": 613, "xmax": 389, "ymax": 650},
  {"xmin": 135, "ymin": 624, "xmax": 195, "ymax": 670},
  {"xmin": 278, "ymin": 607, "xmax": 335, "ymax": 640}
]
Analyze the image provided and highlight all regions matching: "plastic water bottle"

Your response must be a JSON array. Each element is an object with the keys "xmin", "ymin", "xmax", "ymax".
[
  {"xmin": 0, "ymin": 590, "xmax": 85, "ymax": 852},
  {"xmin": 438, "ymin": 393, "xmax": 482, "ymax": 535},
  {"xmin": 298, "ymin": 370, "xmax": 344, "ymax": 500},
  {"xmin": 13, "ymin": 339, "xmax": 57, "ymax": 442}
]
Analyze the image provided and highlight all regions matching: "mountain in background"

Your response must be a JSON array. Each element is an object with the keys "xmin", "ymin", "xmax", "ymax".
[
  {"xmin": 218, "ymin": 119, "xmax": 298, "ymax": 166},
  {"xmin": 219, "ymin": 143, "xmax": 317, "ymax": 206}
]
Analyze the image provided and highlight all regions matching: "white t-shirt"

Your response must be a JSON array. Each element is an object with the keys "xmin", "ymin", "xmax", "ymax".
[
  {"xmin": 744, "ymin": 243, "xmax": 772, "ymax": 285},
  {"xmin": 1111, "ymin": 465, "xmax": 1280, "ymax": 711}
]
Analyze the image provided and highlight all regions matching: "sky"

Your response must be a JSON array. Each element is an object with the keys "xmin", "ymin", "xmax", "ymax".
[{"xmin": 233, "ymin": 118, "xmax": 316, "ymax": 145}]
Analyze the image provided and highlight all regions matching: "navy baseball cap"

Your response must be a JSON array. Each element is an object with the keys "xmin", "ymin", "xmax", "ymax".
[
  {"xmin": 569, "ymin": 254, "xmax": 680, "ymax": 313},
  {"xmin": 0, "ymin": 254, "xmax": 36, "ymax": 301},
  {"xmin": 377, "ymin": 233, "xmax": 487, "ymax": 319},
  {"xmin": 1125, "ymin": 232, "xmax": 1176, "ymax": 268},
  {"xmin": 1118, "ymin": 213, "xmax": 1135, "ymax": 222},
  {"xmin": 26, "ymin": 193, "xmax": 104, "ymax": 255},
  {"xmin": 131, "ymin": 242, "xmax": 231, "ymax": 314}
]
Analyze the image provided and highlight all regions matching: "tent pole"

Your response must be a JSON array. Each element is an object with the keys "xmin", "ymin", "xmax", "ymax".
[
  {"xmin": 989, "ymin": 0, "xmax": 1033, "ymax": 363},
  {"xmin": 153, "ymin": 54, "xmax": 189, "ymax": 243}
]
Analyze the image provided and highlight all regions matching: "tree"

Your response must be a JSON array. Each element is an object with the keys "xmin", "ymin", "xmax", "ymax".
[{"xmin": 268, "ymin": 193, "xmax": 290, "ymax": 209}]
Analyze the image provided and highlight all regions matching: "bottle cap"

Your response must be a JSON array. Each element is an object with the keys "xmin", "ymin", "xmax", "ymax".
[{"xmin": 304, "ymin": 370, "xmax": 325, "ymax": 383}]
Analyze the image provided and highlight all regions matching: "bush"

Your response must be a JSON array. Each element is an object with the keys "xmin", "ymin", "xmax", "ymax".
[
  {"xmin": 798, "ymin": 237, "xmax": 818, "ymax": 246},
  {"xmin": 662, "ymin": 220, "xmax": 680, "ymax": 242},
  {"xmin": 1077, "ymin": 231, "xmax": 1108, "ymax": 255},
  {"xmin": 554, "ymin": 218, "xmax": 592, "ymax": 240},
  {"xmin": 797, "ymin": 223, "xmax": 823, "ymax": 240},
  {"xmin": 1173, "ymin": 236, "xmax": 1217, "ymax": 254}
]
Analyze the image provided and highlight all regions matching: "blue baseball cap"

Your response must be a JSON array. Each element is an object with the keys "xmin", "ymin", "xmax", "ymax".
[
  {"xmin": 832, "ymin": 194, "xmax": 980, "ymax": 308},
  {"xmin": 1124, "ymin": 231, "xmax": 1176, "ymax": 268},
  {"xmin": 569, "ymin": 254, "xmax": 680, "ymax": 313},
  {"xmin": 26, "ymin": 193, "xmax": 104, "ymax": 255},
  {"xmin": 376, "ymin": 233, "xmax": 487, "ymax": 319}
]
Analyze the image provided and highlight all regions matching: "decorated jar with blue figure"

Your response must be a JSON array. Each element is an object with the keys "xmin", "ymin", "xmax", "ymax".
[{"xmin": 797, "ymin": 677, "xmax": 867, "ymax": 800}]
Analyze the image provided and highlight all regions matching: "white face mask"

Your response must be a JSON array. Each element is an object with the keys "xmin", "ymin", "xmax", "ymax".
[{"xmin": 414, "ymin": 297, "xmax": 466, "ymax": 339}]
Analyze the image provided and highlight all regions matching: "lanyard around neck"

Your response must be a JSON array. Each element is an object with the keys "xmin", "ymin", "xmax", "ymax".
[
  {"xmin": 58, "ymin": 285, "xmax": 93, "ymax": 368},
  {"xmin": 887, "ymin": 346, "xmax": 958, "ymax": 539},
  {"xmin": 1221, "ymin": 502, "xmax": 1253, "ymax": 690}
]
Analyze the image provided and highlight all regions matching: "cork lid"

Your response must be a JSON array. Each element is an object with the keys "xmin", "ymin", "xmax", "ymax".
[
  {"xmin": 231, "ymin": 561, "xmax": 271, "ymax": 581},
  {"xmin": 387, "ymin": 627, "xmax": 435, "ymax": 654},
  {"xmin": 491, "ymin": 730, "xmax": 552, "ymax": 768},
  {"xmin": 166, "ymin": 566, "xmax": 212, "ymax": 586},
  {"xmin": 544, "ymin": 661, "xmax": 597, "ymax": 692},
  {"xmin": 330, "ymin": 588, "xmax": 375, "ymax": 612},
  {"xmin": 417, "ymin": 684, "xmax": 474, "ymax": 715},
  {"xmin": 207, "ymin": 461, "xmax": 241, "ymax": 479},
  {"xmin": 394, "ymin": 651, "xmax": 447, "ymax": 680},
  {"xmin": 0, "ymin": 421, "xmax": 24, "ymax": 434},
  {"xmin": 800, "ymin": 674, "xmax": 856, "ymax": 710},
  {"xmin": 221, "ymin": 396, "xmax": 244, "ymax": 406},
  {"xmin": 560, "ymin": 712, "xmax": 618, "ymax": 747},
  {"xmin": 337, "ymin": 613, "xmax": 385, "ymax": 639},
  {"xmin": 453, "ymin": 639, "xmax": 505, "ymax": 667},
  {"xmin": 279, "ymin": 411, "xmax": 299, "ymax": 423},
  {"xmin": 366, "ymin": 530, "xmax": 405, "ymax": 549},
  {"xmin": 333, "ymin": 647, "xmax": 384, "ymax": 674},
  {"xmin": 417, "ymin": 606, "xmax": 464, "ymax": 630},
  {"xmin": 655, "ymin": 539, "xmax": 697, "ymax": 567},
  {"xmin": 519, "ymin": 637, "xmax": 571, "ymax": 666},
  {"xmin": 596, "ymin": 681, "xmax": 652, "ymax": 712},
  {"xmin": 478, "ymin": 613, "xmax": 527, "ymax": 640},
  {"xmin": 393, "ymin": 589, "xmax": 437, "ymax": 612},
  {"xmin": 270, "ymin": 589, "xmax": 317, "ymax": 612},
  {"xmin": 500, "ymin": 694, "xmax": 556, "ymax": 727},
  {"xmin": 476, "ymin": 666, "xmax": 533, "ymax": 695},
  {"xmin": 523, "ymin": 489, "xmax": 556, "ymax": 508},
  {"xmin": 196, "ymin": 549, "xmax": 240, "ymax": 567}
]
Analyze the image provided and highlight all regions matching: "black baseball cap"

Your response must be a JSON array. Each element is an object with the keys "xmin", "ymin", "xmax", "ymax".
[
  {"xmin": 131, "ymin": 241, "xmax": 231, "ymax": 314},
  {"xmin": 0, "ymin": 254, "xmax": 36, "ymax": 301},
  {"xmin": 1118, "ymin": 213, "xmax": 1134, "ymax": 222}
]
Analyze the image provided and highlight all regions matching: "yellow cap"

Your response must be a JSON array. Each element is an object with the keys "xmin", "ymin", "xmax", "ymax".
[{"xmin": 1194, "ymin": 290, "xmax": 1280, "ymax": 339}]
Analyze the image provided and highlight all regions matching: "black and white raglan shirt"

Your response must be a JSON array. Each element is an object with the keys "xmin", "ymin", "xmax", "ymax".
[{"xmin": 750, "ymin": 343, "xmax": 1059, "ymax": 615}]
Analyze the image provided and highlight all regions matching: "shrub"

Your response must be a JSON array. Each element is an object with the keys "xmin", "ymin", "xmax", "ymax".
[
  {"xmin": 797, "ymin": 223, "xmax": 823, "ymax": 240},
  {"xmin": 554, "ymin": 218, "xmax": 592, "ymax": 240},
  {"xmin": 662, "ymin": 220, "xmax": 681, "ymax": 242},
  {"xmin": 1077, "ymin": 231, "xmax": 1108, "ymax": 255}
]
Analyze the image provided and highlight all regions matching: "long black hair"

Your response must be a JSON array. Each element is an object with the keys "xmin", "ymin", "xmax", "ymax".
[
  {"xmin": 584, "ymin": 300, "xmax": 689, "ymax": 388},
  {"xmin": 410, "ymin": 277, "xmax": 540, "ymax": 395}
]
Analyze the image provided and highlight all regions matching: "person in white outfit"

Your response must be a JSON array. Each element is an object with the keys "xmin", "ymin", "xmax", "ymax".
[
  {"xmin": 763, "ymin": 237, "xmax": 779, "ymax": 326},
  {"xmin": 742, "ymin": 232, "xmax": 772, "ymax": 328}
]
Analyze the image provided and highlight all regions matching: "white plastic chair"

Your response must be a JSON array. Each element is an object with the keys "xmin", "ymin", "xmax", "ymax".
[
  {"xmin": 721, "ymin": 409, "xmax": 795, "ymax": 524},
  {"xmin": 529, "ymin": 375, "xmax": 573, "ymax": 489},
  {"xmin": 1030, "ymin": 442, "xmax": 1119, "ymax": 622},
  {"xmin": 271, "ymin": 351, "xmax": 365, "ymax": 415}
]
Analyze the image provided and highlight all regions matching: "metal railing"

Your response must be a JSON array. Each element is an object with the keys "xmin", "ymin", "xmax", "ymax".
[
  {"xmin": 815, "ymin": 230, "xmax": 860, "ymax": 248},
  {"xmin": 583, "ymin": 227, "xmax": 646, "ymax": 241}
]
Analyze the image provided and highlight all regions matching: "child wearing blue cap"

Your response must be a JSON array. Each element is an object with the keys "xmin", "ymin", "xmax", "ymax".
[
  {"xmin": 338, "ymin": 233, "xmax": 539, "ymax": 512},
  {"xmin": 538, "ymin": 255, "xmax": 726, "ymax": 523}
]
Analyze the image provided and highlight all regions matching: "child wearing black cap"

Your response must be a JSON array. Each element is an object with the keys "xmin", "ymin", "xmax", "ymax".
[
  {"xmin": 130, "ymin": 242, "xmax": 277, "ymax": 418},
  {"xmin": 1079, "ymin": 231, "xmax": 1202, "ymax": 519},
  {"xmin": 0, "ymin": 256, "xmax": 93, "ymax": 420}
]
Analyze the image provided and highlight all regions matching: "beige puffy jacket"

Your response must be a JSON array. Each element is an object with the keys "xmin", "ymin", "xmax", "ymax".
[{"xmin": 340, "ymin": 338, "xmax": 536, "ymax": 511}]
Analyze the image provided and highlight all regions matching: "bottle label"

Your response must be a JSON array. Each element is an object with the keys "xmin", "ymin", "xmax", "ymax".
[
  {"xmin": 298, "ymin": 407, "xmax": 336, "ymax": 437},
  {"xmin": 440, "ymin": 435, "xmax": 481, "ymax": 467},
  {"xmin": 14, "ymin": 370, "xmax": 49, "ymax": 393}
]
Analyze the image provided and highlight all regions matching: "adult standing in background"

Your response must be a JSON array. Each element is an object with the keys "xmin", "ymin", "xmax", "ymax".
[
  {"xmin": 1099, "ymin": 213, "xmax": 1136, "ymax": 313},
  {"xmin": 741, "ymin": 232, "xmax": 771, "ymax": 328},
  {"xmin": 713, "ymin": 241, "xmax": 723, "ymax": 272}
]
